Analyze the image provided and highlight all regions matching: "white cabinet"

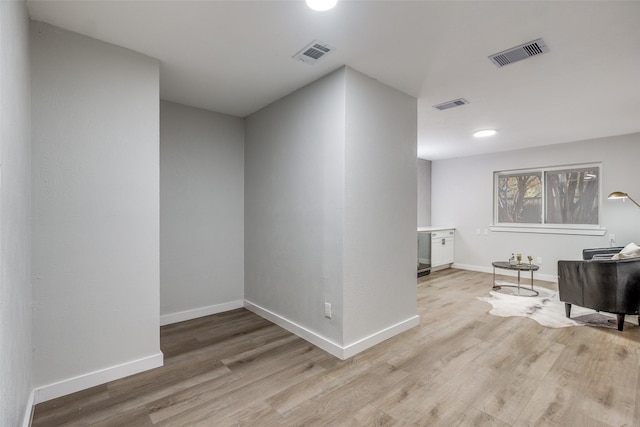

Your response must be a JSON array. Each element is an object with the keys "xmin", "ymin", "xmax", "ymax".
[{"xmin": 431, "ymin": 229, "xmax": 454, "ymax": 269}]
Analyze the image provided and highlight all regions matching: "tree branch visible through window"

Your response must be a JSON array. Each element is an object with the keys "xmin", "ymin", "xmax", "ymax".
[{"xmin": 495, "ymin": 165, "xmax": 599, "ymax": 226}]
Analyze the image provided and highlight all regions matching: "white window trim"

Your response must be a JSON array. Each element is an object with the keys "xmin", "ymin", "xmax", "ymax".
[
  {"xmin": 490, "ymin": 224, "xmax": 606, "ymax": 236},
  {"xmin": 493, "ymin": 162, "xmax": 602, "ymax": 235}
]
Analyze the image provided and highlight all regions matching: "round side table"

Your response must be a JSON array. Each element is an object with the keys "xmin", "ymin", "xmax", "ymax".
[{"xmin": 491, "ymin": 261, "xmax": 540, "ymax": 297}]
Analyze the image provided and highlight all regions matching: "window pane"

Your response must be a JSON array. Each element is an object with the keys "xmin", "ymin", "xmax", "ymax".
[
  {"xmin": 496, "ymin": 173, "xmax": 542, "ymax": 223},
  {"xmin": 545, "ymin": 168, "xmax": 599, "ymax": 224}
]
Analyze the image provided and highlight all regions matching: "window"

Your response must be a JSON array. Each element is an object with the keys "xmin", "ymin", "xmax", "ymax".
[
  {"xmin": 493, "ymin": 164, "xmax": 601, "ymax": 233},
  {"xmin": 496, "ymin": 172, "xmax": 542, "ymax": 224},
  {"xmin": 544, "ymin": 167, "xmax": 599, "ymax": 225}
]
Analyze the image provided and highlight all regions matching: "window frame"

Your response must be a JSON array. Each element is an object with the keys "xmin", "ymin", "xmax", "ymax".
[{"xmin": 491, "ymin": 163, "xmax": 606, "ymax": 236}]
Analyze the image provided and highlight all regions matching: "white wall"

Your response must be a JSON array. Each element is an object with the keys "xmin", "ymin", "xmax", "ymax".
[
  {"xmin": 343, "ymin": 68, "xmax": 418, "ymax": 345},
  {"xmin": 245, "ymin": 66, "xmax": 418, "ymax": 357},
  {"xmin": 31, "ymin": 22, "xmax": 162, "ymax": 398},
  {"xmin": 160, "ymin": 100, "xmax": 244, "ymax": 324},
  {"xmin": 417, "ymin": 158, "xmax": 431, "ymax": 227},
  {"xmin": 432, "ymin": 133, "xmax": 640, "ymax": 281},
  {"xmin": 245, "ymin": 68, "xmax": 346, "ymax": 345},
  {"xmin": 0, "ymin": 1, "xmax": 32, "ymax": 425}
]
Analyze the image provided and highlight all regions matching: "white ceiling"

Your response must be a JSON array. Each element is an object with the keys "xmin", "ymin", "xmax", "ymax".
[{"xmin": 26, "ymin": 0, "xmax": 640, "ymax": 160}]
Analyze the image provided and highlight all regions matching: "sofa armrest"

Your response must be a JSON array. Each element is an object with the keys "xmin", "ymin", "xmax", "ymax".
[{"xmin": 558, "ymin": 260, "xmax": 584, "ymax": 306}]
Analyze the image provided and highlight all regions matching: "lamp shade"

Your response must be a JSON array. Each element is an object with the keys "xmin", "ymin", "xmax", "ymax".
[
  {"xmin": 608, "ymin": 191, "xmax": 640, "ymax": 209},
  {"xmin": 608, "ymin": 191, "xmax": 629, "ymax": 199}
]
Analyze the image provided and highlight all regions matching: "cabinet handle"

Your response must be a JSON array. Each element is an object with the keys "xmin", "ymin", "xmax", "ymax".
[{"xmin": 441, "ymin": 239, "xmax": 445, "ymax": 245}]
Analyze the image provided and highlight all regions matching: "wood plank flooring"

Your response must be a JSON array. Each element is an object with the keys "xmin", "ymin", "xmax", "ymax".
[{"xmin": 32, "ymin": 268, "xmax": 640, "ymax": 426}]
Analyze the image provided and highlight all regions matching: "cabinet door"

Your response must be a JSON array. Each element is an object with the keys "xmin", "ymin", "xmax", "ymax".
[{"xmin": 431, "ymin": 230, "xmax": 454, "ymax": 267}]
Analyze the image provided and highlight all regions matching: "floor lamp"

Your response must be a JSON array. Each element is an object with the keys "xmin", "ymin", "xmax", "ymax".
[{"xmin": 608, "ymin": 191, "xmax": 640, "ymax": 209}]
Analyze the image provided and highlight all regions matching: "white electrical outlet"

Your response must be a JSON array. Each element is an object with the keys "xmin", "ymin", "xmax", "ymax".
[
  {"xmin": 324, "ymin": 302, "xmax": 332, "ymax": 319},
  {"xmin": 536, "ymin": 257, "xmax": 542, "ymax": 264}
]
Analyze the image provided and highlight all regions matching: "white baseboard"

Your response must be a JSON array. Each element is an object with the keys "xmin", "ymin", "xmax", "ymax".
[
  {"xmin": 243, "ymin": 300, "xmax": 344, "ymax": 358},
  {"xmin": 453, "ymin": 263, "xmax": 558, "ymax": 283},
  {"xmin": 244, "ymin": 300, "xmax": 420, "ymax": 360},
  {"xmin": 22, "ymin": 389, "xmax": 35, "ymax": 427},
  {"xmin": 160, "ymin": 300, "xmax": 244, "ymax": 326},
  {"xmin": 33, "ymin": 352, "xmax": 164, "ymax": 404},
  {"xmin": 342, "ymin": 315, "xmax": 420, "ymax": 359}
]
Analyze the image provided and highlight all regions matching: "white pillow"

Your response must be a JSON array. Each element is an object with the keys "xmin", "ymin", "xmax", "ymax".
[{"xmin": 612, "ymin": 242, "xmax": 640, "ymax": 259}]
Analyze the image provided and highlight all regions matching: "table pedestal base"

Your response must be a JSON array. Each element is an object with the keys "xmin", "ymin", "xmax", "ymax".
[{"xmin": 491, "ymin": 283, "xmax": 539, "ymax": 297}]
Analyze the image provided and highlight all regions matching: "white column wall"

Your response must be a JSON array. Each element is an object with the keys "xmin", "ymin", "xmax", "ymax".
[
  {"xmin": 246, "ymin": 66, "xmax": 419, "ymax": 356},
  {"xmin": 343, "ymin": 67, "xmax": 418, "ymax": 346},
  {"xmin": 245, "ymin": 68, "xmax": 346, "ymax": 345},
  {"xmin": 0, "ymin": 1, "xmax": 32, "ymax": 425},
  {"xmin": 31, "ymin": 22, "xmax": 161, "ymax": 394},
  {"xmin": 417, "ymin": 158, "xmax": 432, "ymax": 227}
]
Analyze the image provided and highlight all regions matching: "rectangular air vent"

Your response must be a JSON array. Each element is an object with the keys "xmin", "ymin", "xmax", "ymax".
[
  {"xmin": 433, "ymin": 98, "xmax": 469, "ymax": 111},
  {"xmin": 489, "ymin": 38, "xmax": 549, "ymax": 68},
  {"xmin": 293, "ymin": 40, "xmax": 335, "ymax": 64}
]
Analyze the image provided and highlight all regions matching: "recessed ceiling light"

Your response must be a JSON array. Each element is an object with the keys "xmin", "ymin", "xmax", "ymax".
[
  {"xmin": 306, "ymin": 0, "xmax": 338, "ymax": 11},
  {"xmin": 473, "ymin": 129, "xmax": 496, "ymax": 138}
]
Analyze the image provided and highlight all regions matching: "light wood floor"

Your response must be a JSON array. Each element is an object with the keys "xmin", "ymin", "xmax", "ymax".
[{"xmin": 32, "ymin": 268, "xmax": 640, "ymax": 426}]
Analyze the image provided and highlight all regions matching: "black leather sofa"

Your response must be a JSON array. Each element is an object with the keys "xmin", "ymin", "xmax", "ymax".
[{"xmin": 557, "ymin": 247, "xmax": 640, "ymax": 331}]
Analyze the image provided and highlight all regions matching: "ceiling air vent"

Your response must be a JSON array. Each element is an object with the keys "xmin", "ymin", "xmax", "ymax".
[
  {"xmin": 293, "ymin": 40, "xmax": 335, "ymax": 64},
  {"xmin": 433, "ymin": 98, "xmax": 469, "ymax": 111},
  {"xmin": 489, "ymin": 38, "xmax": 549, "ymax": 68}
]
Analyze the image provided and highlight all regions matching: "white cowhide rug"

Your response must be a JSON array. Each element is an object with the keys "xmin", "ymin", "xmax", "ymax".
[{"xmin": 478, "ymin": 281, "xmax": 625, "ymax": 329}]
